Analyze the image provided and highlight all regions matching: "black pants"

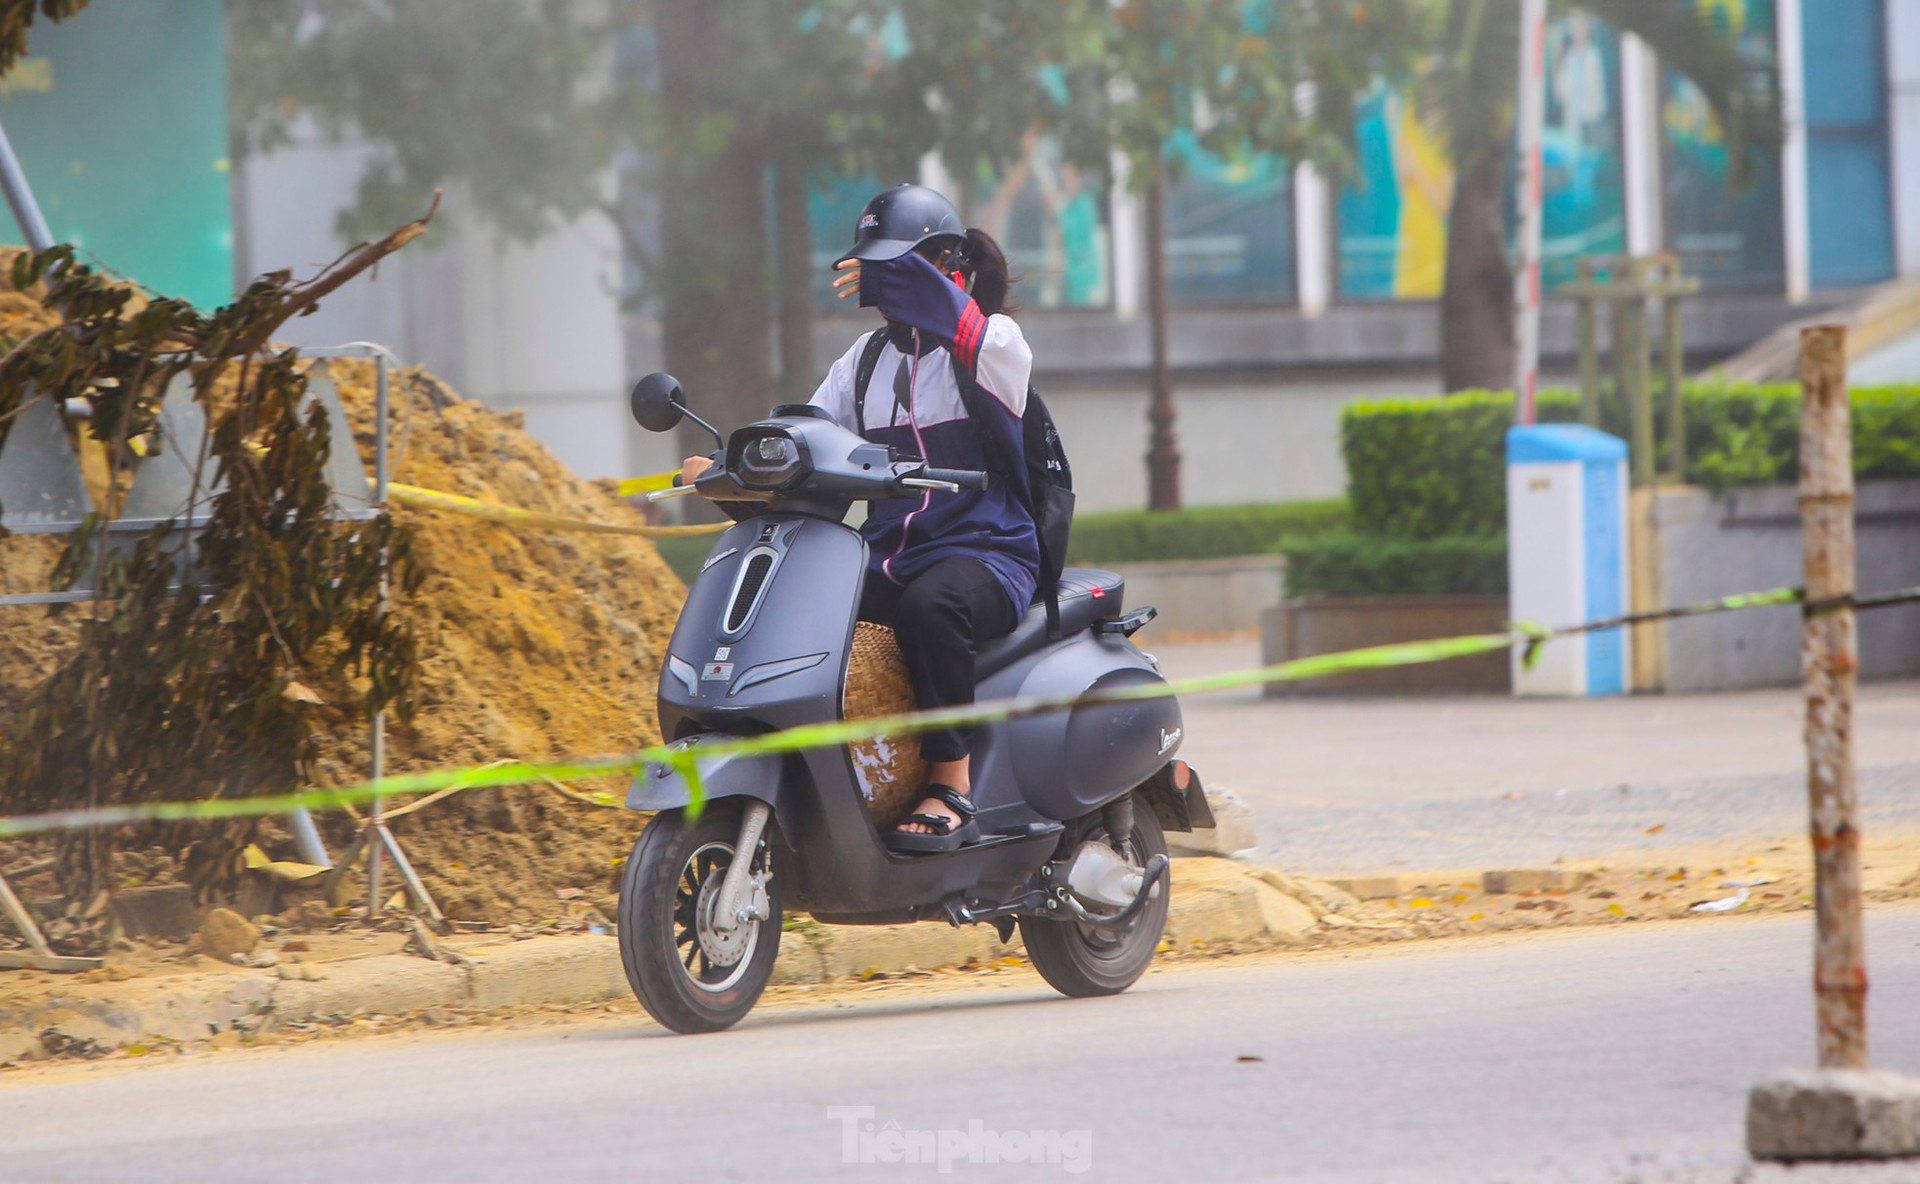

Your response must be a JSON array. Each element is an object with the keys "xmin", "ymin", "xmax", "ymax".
[{"xmin": 859, "ymin": 557, "xmax": 1019, "ymax": 764}]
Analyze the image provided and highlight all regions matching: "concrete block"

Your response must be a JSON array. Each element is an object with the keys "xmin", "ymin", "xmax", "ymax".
[
  {"xmin": 770, "ymin": 930, "xmax": 828, "ymax": 986},
  {"xmin": 1168, "ymin": 787, "xmax": 1257, "ymax": 857},
  {"xmin": 271, "ymin": 956, "xmax": 466, "ymax": 1024},
  {"xmin": 810, "ymin": 923, "xmax": 1011, "ymax": 980},
  {"xmin": 466, "ymin": 935, "xmax": 626, "ymax": 1009},
  {"xmin": 1251, "ymin": 885, "xmax": 1318, "ymax": 942},
  {"xmin": 1328, "ymin": 875, "xmax": 1405, "ymax": 901},
  {"xmin": 1748, "ymin": 1069, "xmax": 1920, "ymax": 1160},
  {"xmin": 1166, "ymin": 884, "xmax": 1267, "ymax": 946},
  {"xmin": 1481, "ymin": 869, "xmax": 1593, "ymax": 895}
]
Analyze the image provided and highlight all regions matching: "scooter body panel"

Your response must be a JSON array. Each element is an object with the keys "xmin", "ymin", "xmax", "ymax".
[{"xmin": 640, "ymin": 463, "xmax": 1178, "ymax": 920}]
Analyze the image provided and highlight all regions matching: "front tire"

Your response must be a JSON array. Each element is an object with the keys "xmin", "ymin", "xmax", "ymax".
[
  {"xmin": 618, "ymin": 804, "xmax": 782, "ymax": 1033},
  {"xmin": 1019, "ymin": 804, "xmax": 1169, "ymax": 997}
]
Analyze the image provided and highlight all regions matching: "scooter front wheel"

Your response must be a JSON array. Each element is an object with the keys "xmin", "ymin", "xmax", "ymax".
[
  {"xmin": 618, "ymin": 804, "xmax": 782, "ymax": 1033},
  {"xmin": 1019, "ymin": 805, "xmax": 1169, "ymax": 998}
]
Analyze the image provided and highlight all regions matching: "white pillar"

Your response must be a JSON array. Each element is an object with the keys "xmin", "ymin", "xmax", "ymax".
[
  {"xmin": 918, "ymin": 151, "xmax": 957, "ymax": 207},
  {"xmin": 1620, "ymin": 33, "xmax": 1665, "ymax": 258},
  {"xmin": 1512, "ymin": 0, "xmax": 1549, "ymax": 422},
  {"xmin": 1293, "ymin": 161, "xmax": 1331, "ymax": 317},
  {"xmin": 1109, "ymin": 150, "xmax": 1144, "ymax": 321},
  {"xmin": 1778, "ymin": 0, "xmax": 1812, "ymax": 302},
  {"xmin": 1888, "ymin": 0, "xmax": 1920, "ymax": 277}
]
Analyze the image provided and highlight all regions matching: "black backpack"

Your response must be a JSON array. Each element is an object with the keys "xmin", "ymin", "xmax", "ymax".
[{"xmin": 853, "ymin": 329, "xmax": 1077, "ymax": 636}]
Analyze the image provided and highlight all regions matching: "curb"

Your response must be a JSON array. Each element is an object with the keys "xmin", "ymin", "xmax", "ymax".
[{"xmin": 1, "ymin": 857, "xmax": 1338, "ymax": 1055}]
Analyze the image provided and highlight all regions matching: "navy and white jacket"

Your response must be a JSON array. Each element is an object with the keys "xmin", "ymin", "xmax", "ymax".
[{"xmin": 808, "ymin": 252, "xmax": 1040, "ymax": 616}]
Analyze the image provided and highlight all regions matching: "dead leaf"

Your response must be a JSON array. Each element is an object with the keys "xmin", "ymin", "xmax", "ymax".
[
  {"xmin": 283, "ymin": 680, "xmax": 324, "ymax": 704},
  {"xmin": 555, "ymin": 887, "xmax": 585, "ymax": 900},
  {"xmin": 1236, "ymin": 1055, "xmax": 1264, "ymax": 1063},
  {"xmin": 1644, "ymin": 824, "xmax": 1665, "ymax": 835}
]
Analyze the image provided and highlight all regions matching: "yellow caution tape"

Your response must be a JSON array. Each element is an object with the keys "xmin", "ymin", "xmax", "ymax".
[
  {"xmin": 386, "ymin": 483, "xmax": 727, "ymax": 538},
  {"xmin": 2, "ymin": 582, "xmax": 1915, "ymax": 839},
  {"xmin": 617, "ymin": 470, "xmax": 681, "ymax": 497}
]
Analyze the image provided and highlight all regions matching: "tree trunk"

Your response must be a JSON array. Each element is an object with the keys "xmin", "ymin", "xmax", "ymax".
[
  {"xmin": 1439, "ymin": 141, "xmax": 1516, "ymax": 393},
  {"xmin": 1144, "ymin": 158, "xmax": 1181, "ymax": 511},
  {"xmin": 653, "ymin": 2, "xmax": 775, "ymax": 460},
  {"xmin": 773, "ymin": 151, "xmax": 815, "ymax": 402}
]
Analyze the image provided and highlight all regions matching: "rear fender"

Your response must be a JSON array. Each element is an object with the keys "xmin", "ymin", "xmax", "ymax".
[
  {"xmin": 626, "ymin": 743, "xmax": 799, "ymax": 845},
  {"xmin": 1132, "ymin": 760, "xmax": 1214, "ymax": 833}
]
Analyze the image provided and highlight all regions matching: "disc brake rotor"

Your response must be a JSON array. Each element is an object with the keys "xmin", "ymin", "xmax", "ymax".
[{"xmin": 693, "ymin": 863, "xmax": 754, "ymax": 967}]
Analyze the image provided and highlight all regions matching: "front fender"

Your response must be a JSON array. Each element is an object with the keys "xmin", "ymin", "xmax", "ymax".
[{"xmin": 627, "ymin": 742, "xmax": 796, "ymax": 843}]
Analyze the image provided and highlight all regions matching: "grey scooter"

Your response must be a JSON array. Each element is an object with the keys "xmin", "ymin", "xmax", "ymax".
[{"xmin": 617, "ymin": 374, "xmax": 1214, "ymax": 1033}]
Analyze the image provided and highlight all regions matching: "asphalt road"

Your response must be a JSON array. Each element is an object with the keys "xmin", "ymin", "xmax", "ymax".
[
  {"xmin": 1159, "ymin": 641, "xmax": 1920, "ymax": 872},
  {"xmin": 7, "ymin": 909, "xmax": 1920, "ymax": 1182}
]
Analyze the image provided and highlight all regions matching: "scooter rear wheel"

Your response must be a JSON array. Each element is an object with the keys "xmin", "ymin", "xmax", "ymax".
[
  {"xmin": 1019, "ymin": 805, "xmax": 1169, "ymax": 997},
  {"xmin": 618, "ymin": 804, "xmax": 782, "ymax": 1033}
]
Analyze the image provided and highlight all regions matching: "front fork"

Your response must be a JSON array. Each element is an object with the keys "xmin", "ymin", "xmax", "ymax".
[{"xmin": 710, "ymin": 800, "xmax": 773, "ymax": 934}]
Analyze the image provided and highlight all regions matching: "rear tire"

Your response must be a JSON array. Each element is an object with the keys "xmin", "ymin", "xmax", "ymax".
[
  {"xmin": 618, "ymin": 804, "xmax": 782, "ymax": 1034},
  {"xmin": 1019, "ymin": 805, "xmax": 1169, "ymax": 997}
]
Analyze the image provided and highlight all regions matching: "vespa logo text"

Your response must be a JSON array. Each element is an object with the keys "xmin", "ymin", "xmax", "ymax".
[{"xmin": 1158, "ymin": 727, "xmax": 1182, "ymax": 755}]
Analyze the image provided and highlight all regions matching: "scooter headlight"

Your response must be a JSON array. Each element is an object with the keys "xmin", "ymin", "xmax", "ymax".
[{"xmin": 731, "ymin": 428, "xmax": 809, "ymax": 491}]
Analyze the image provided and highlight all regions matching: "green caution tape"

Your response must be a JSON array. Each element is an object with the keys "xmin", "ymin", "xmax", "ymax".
[{"xmin": 0, "ymin": 583, "xmax": 1914, "ymax": 839}]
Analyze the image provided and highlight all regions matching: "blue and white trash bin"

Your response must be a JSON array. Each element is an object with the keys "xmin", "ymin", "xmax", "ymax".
[{"xmin": 1505, "ymin": 424, "xmax": 1630, "ymax": 697}]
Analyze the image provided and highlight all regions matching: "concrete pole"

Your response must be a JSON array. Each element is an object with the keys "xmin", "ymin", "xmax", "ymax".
[
  {"xmin": 1510, "ymin": 0, "xmax": 1549, "ymax": 424},
  {"xmin": 1799, "ymin": 324, "xmax": 1864, "ymax": 1069}
]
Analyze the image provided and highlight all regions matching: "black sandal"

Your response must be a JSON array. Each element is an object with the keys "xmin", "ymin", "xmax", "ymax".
[{"xmin": 885, "ymin": 784, "xmax": 981, "ymax": 854}]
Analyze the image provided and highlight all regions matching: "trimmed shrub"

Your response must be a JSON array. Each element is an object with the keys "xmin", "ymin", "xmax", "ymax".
[
  {"xmin": 657, "ymin": 500, "xmax": 1351, "ymax": 581},
  {"xmin": 1342, "ymin": 382, "xmax": 1920, "ymax": 538},
  {"xmin": 1279, "ymin": 532, "xmax": 1509, "ymax": 598},
  {"xmin": 1340, "ymin": 390, "xmax": 1579, "ymax": 538},
  {"xmin": 1066, "ymin": 499, "xmax": 1349, "ymax": 565}
]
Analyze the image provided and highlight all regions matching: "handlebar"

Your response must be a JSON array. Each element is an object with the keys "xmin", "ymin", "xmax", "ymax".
[{"xmin": 918, "ymin": 468, "xmax": 989, "ymax": 491}]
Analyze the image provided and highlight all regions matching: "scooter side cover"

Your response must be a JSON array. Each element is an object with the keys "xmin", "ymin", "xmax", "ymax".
[{"xmin": 989, "ymin": 634, "xmax": 1183, "ymax": 820}]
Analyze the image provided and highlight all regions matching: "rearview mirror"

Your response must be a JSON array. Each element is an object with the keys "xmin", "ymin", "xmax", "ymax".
[{"xmin": 630, "ymin": 373, "xmax": 687, "ymax": 433}]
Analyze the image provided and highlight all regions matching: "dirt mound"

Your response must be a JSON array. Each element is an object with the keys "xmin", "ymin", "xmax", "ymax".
[
  {"xmin": 0, "ymin": 265, "xmax": 691, "ymax": 924},
  {"xmin": 313, "ymin": 359, "xmax": 685, "ymax": 922}
]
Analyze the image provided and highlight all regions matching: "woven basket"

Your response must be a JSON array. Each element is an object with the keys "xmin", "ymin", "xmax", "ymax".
[{"xmin": 843, "ymin": 622, "xmax": 928, "ymax": 828}]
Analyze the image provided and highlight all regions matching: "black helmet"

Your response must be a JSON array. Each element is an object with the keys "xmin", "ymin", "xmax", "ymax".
[{"xmin": 838, "ymin": 183, "xmax": 964, "ymax": 263}]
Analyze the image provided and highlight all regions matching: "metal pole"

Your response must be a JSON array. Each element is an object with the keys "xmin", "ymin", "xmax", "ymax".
[
  {"xmin": 1623, "ymin": 294, "xmax": 1652, "ymax": 487},
  {"xmin": 1511, "ymin": 0, "xmax": 1549, "ymax": 425},
  {"xmin": 1664, "ymin": 286, "xmax": 1687, "ymax": 481},
  {"xmin": 368, "ymin": 349, "xmax": 391, "ymax": 918},
  {"xmin": 1577, "ymin": 262, "xmax": 1600, "ymax": 427},
  {"xmin": 0, "ymin": 116, "xmax": 54, "ymax": 251},
  {"xmin": 1799, "ymin": 324, "xmax": 1864, "ymax": 1069},
  {"xmin": 287, "ymin": 807, "xmax": 331, "ymax": 868},
  {"xmin": 1144, "ymin": 157, "xmax": 1181, "ymax": 511}
]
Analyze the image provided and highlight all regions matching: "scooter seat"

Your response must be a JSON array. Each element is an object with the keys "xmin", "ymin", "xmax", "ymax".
[{"xmin": 975, "ymin": 568, "xmax": 1126, "ymax": 679}]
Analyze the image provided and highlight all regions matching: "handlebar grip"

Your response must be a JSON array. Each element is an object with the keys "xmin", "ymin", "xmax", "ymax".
[{"xmin": 920, "ymin": 468, "xmax": 989, "ymax": 491}]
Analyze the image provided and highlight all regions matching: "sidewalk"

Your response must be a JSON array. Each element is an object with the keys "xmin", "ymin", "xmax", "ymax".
[{"xmin": 1156, "ymin": 637, "xmax": 1920, "ymax": 874}]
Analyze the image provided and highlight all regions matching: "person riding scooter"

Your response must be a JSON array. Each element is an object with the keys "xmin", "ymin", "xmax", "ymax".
[{"xmin": 682, "ymin": 183, "xmax": 1035, "ymax": 854}]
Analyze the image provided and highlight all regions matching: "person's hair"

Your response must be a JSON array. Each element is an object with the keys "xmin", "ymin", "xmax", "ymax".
[
  {"xmin": 961, "ymin": 227, "xmax": 1019, "ymax": 318},
  {"xmin": 915, "ymin": 227, "xmax": 1020, "ymax": 319}
]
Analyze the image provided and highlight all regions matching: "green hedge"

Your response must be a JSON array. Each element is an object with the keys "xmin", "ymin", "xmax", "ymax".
[
  {"xmin": 1343, "ymin": 382, "xmax": 1920, "ymax": 538},
  {"xmin": 1066, "ymin": 499, "xmax": 1349, "ymax": 565},
  {"xmin": 652, "ymin": 499, "xmax": 1351, "ymax": 580},
  {"xmin": 651, "ymin": 534, "xmax": 709, "ymax": 585},
  {"xmin": 1278, "ymin": 532, "xmax": 1508, "ymax": 598}
]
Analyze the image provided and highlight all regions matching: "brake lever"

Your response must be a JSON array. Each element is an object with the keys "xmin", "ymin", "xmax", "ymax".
[
  {"xmin": 645, "ymin": 485, "xmax": 700, "ymax": 503},
  {"xmin": 897, "ymin": 477, "xmax": 961, "ymax": 494}
]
